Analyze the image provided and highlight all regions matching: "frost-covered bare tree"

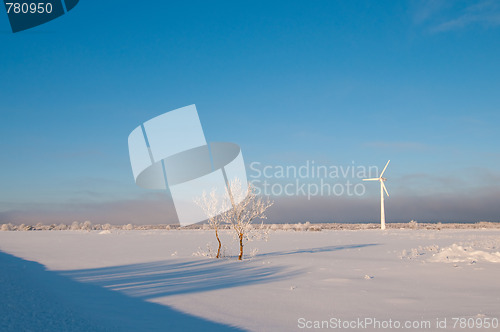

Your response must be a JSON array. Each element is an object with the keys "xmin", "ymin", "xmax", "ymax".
[
  {"xmin": 223, "ymin": 178, "xmax": 274, "ymax": 260},
  {"xmin": 195, "ymin": 189, "xmax": 227, "ymax": 258}
]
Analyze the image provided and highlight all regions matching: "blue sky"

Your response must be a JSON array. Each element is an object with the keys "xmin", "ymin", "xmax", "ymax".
[{"xmin": 1, "ymin": 0, "xmax": 500, "ymax": 224}]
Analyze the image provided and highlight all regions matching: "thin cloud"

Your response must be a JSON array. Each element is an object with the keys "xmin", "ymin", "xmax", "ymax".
[
  {"xmin": 392, "ymin": 168, "xmax": 500, "ymax": 195},
  {"xmin": 364, "ymin": 141, "xmax": 428, "ymax": 151},
  {"xmin": 412, "ymin": 0, "xmax": 500, "ymax": 33},
  {"xmin": 433, "ymin": 12, "xmax": 500, "ymax": 32},
  {"xmin": 412, "ymin": 0, "xmax": 450, "ymax": 24}
]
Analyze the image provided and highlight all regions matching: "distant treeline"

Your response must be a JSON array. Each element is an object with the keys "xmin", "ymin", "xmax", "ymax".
[{"xmin": 1, "ymin": 220, "xmax": 500, "ymax": 232}]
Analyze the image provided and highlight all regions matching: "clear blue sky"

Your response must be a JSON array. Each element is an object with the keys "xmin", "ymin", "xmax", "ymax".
[{"xmin": 1, "ymin": 0, "xmax": 499, "ymax": 224}]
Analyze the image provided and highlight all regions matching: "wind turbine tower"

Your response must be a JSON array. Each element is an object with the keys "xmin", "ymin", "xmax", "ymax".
[{"xmin": 363, "ymin": 160, "xmax": 390, "ymax": 230}]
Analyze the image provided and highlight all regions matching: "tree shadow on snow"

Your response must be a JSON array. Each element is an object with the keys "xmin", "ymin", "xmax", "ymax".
[
  {"xmin": 62, "ymin": 258, "xmax": 300, "ymax": 300},
  {"xmin": 0, "ymin": 251, "xmax": 245, "ymax": 331},
  {"xmin": 258, "ymin": 243, "xmax": 379, "ymax": 258}
]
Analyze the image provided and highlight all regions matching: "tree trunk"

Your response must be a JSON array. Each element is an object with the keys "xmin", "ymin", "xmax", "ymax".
[
  {"xmin": 215, "ymin": 228, "xmax": 221, "ymax": 259},
  {"xmin": 238, "ymin": 233, "xmax": 243, "ymax": 260}
]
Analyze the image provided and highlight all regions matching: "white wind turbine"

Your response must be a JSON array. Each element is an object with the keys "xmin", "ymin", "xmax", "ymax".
[{"xmin": 363, "ymin": 160, "xmax": 390, "ymax": 230}]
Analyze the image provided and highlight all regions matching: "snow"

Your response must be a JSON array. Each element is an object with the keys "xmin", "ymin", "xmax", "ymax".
[
  {"xmin": 428, "ymin": 244, "xmax": 500, "ymax": 263},
  {"xmin": 0, "ymin": 246, "xmax": 239, "ymax": 332},
  {"xmin": 1, "ymin": 229, "xmax": 500, "ymax": 331}
]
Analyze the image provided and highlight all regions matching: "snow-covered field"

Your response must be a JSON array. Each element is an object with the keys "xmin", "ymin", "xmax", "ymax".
[{"xmin": 1, "ymin": 229, "xmax": 500, "ymax": 331}]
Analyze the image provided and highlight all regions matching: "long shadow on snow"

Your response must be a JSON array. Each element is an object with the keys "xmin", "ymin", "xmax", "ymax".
[
  {"xmin": 0, "ymin": 251, "xmax": 243, "ymax": 332},
  {"xmin": 62, "ymin": 258, "xmax": 300, "ymax": 299},
  {"xmin": 257, "ymin": 243, "xmax": 379, "ymax": 257},
  {"xmin": 62, "ymin": 244, "xmax": 377, "ymax": 301}
]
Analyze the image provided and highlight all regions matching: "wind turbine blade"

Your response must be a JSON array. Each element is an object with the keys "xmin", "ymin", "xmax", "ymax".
[
  {"xmin": 379, "ymin": 160, "xmax": 390, "ymax": 178},
  {"xmin": 382, "ymin": 182, "xmax": 389, "ymax": 197},
  {"xmin": 363, "ymin": 178, "xmax": 379, "ymax": 181}
]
